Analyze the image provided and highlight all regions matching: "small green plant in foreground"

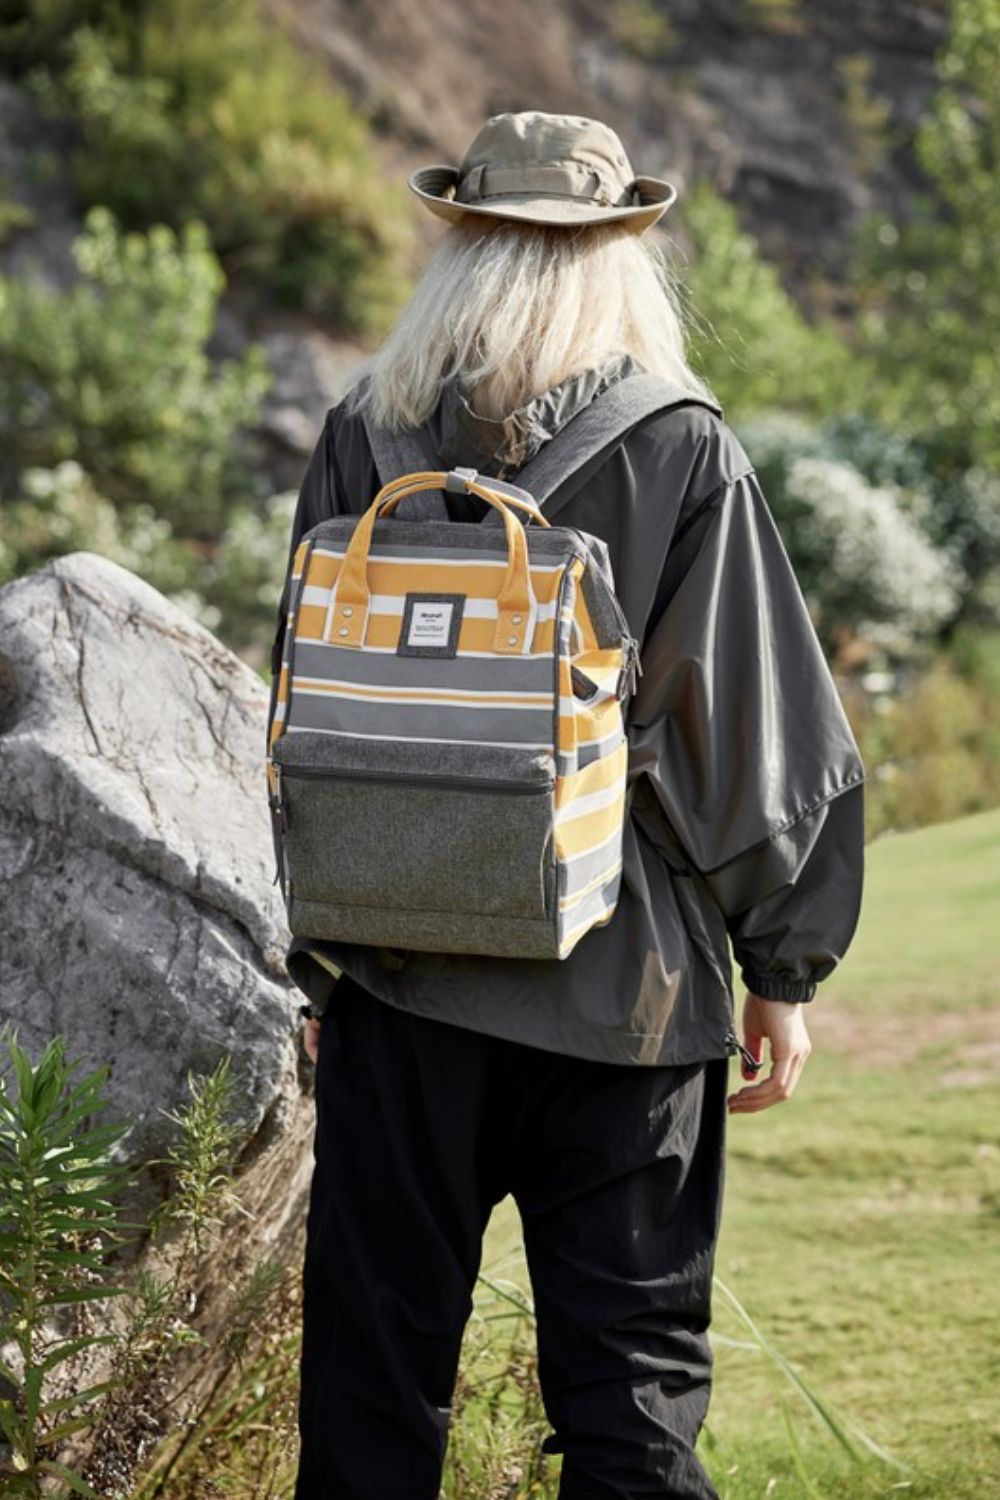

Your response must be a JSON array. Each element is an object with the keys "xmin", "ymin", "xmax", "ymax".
[{"xmin": 0, "ymin": 1024, "xmax": 135, "ymax": 1498}]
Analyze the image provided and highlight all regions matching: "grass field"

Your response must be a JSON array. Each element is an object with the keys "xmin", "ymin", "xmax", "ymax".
[{"xmin": 475, "ymin": 806, "xmax": 1000, "ymax": 1497}]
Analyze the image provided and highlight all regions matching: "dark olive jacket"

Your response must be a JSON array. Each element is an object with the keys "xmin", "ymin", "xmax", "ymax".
[{"xmin": 269, "ymin": 355, "xmax": 867, "ymax": 1065}]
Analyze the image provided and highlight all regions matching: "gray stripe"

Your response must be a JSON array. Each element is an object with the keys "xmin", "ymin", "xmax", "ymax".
[
  {"xmin": 556, "ymin": 728, "xmax": 626, "ymax": 777},
  {"xmin": 292, "ymin": 643, "xmax": 554, "ymax": 692},
  {"xmin": 560, "ymin": 838, "xmax": 625, "ymax": 898},
  {"xmin": 313, "ymin": 541, "xmax": 517, "ymax": 565},
  {"xmin": 558, "ymin": 870, "xmax": 624, "ymax": 939},
  {"xmin": 289, "ymin": 692, "xmax": 556, "ymax": 744}
]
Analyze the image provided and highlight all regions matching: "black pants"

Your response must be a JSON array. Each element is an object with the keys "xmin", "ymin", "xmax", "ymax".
[{"xmin": 294, "ymin": 973, "xmax": 729, "ymax": 1500}]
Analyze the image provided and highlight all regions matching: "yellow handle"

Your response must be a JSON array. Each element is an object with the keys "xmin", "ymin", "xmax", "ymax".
[
  {"xmin": 375, "ymin": 471, "xmax": 550, "ymax": 528},
  {"xmin": 327, "ymin": 470, "xmax": 545, "ymax": 654}
]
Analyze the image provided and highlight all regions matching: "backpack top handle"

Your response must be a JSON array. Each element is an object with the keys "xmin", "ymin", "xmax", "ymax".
[{"xmin": 323, "ymin": 470, "xmax": 542, "ymax": 654}]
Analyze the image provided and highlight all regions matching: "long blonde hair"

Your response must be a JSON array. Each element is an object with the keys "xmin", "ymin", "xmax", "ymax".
[{"xmin": 344, "ymin": 217, "xmax": 716, "ymax": 461}]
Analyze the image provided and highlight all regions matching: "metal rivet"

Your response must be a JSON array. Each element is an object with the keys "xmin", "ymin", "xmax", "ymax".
[
  {"xmin": 342, "ymin": 605, "xmax": 353, "ymax": 617},
  {"xmin": 507, "ymin": 634, "xmax": 518, "ymax": 645},
  {"xmin": 338, "ymin": 627, "xmax": 349, "ymax": 637}
]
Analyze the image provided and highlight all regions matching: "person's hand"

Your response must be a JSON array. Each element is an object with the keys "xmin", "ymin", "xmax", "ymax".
[
  {"xmin": 303, "ymin": 1017, "xmax": 322, "ymax": 1066},
  {"xmin": 727, "ymin": 993, "xmax": 812, "ymax": 1114}
]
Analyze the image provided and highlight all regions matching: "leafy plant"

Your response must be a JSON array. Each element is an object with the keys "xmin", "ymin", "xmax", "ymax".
[
  {"xmin": 0, "ymin": 1024, "xmax": 136, "ymax": 1498},
  {"xmin": 851, "ymin": 0, "xmax": 1000, "ymax": 476},
  {"xmin": 24, "ymin": 3, "xmax": 413, "ymax": 332},
  {"xmin": 679, "ymin": 183, "xmax": 855, "ymax": 420},
  {"xmin": 0, "ymin": 206, "xmax": 270, "ymax": 534}
]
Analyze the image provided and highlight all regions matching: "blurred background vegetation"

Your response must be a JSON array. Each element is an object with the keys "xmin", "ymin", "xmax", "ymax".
[{"xmin": 0, "ymin": 0, "xmax": 998, "ymax": 843}]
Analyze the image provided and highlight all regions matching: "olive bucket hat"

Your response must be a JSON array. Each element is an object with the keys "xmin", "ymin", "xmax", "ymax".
[{"xmin": 408, "ymin": 109, "xmax": 678, "ymax": 235}]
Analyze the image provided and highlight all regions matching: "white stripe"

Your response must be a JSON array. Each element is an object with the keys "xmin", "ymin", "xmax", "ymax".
[
  {"xmin": 300, "ymin": 585, "xmax": 559, "ymax": 621},
  {"xmin": 281, "ymin": 723, "xmax": 555, "ymax": 751},
  {"xmin": 293, "ymin": 635, "xmax": 555, "ymax": 661},
  {"xmin": 555, "ymin": 782, "xmax": 626, "ymax": 823},
  {"xmin": 311, "ymin": 546, "xmax": 565, "ymax": 573},
  {"xmin": 292, "ymin": 679, "xmax": 553, "ymax": 709}
]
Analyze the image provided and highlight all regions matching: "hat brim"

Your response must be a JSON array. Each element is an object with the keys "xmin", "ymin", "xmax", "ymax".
[{"xmin": 408, "ymin": 165, "xmax": 677, "ymax": 234}]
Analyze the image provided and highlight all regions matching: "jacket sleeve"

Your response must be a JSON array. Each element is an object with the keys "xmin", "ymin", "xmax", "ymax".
[{"xmin": 626, "ymin": 464, "xmax": 867, "ymax": 1003}]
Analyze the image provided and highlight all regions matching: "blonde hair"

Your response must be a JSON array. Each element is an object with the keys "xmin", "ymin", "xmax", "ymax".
[{"xmin": 345, "ymin": 218, "xmax": 716, "ymax": 463}]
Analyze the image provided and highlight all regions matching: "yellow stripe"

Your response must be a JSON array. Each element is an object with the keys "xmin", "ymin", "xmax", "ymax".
[
  {"xmin": 555, "ymin": 739, "xmax": 628, "ymax": 808},
  {"xmin": 295, "ymin": 606, "xmax": 559, "ymax": 655},
  {"xmin": 555, "ymin": 794, "xmax": 627, "ymax": 859},
  {"xmin": 303, "ymin": 552, "xmax": 565, "ymax": 603}
]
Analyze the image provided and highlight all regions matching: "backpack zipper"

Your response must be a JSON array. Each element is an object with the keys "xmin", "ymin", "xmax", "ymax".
[{"xmin": 273, "ymin": 761, "xmax": 555, "ymax": 828}]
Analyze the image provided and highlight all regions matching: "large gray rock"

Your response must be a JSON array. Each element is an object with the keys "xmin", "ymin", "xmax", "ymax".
[{"xmin": 0, "ymin": 552, "xmax": 308, "ymax": 1211}]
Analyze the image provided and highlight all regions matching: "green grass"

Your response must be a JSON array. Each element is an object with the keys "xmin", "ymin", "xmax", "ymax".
[
  {"xmin": 480, "ymin": 803, "xmax": 1000, "ymax": 1496},
  {"xmin": 822, "ymin": 803, "xmax": 1000, "ymax": 1014}
]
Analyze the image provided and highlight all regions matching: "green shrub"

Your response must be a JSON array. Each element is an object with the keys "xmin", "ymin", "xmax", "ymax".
[
  {"xmin": 0, "ymin": 1025, "xmax": 135, "ymax": 1498},
  {"xmin": 680, "ymin": 183, "xmax": 855, "ymax": 419},
  {"xmin": 732, "ymin": 411, "xmax": 967, "ymax": 655},
  {"xmin": 26, "ymin": 2, "xmax": 413, "ymax": 332},
  {"xmin": 853, "ymin": 629, "xmax": 1000, "ymax": 836},
  {"xmin": 202, "ymin": 490, "xmax": 297, "ymax": 662},
  {"xmin": 850, "ymin": 0, "xmax": 1000, "ymax": 476},
  {"xmin": 0, "ymin": 460, "xmax": 198, "ymax": 591},
  {"xmin": 0, "ymin": 206, "xmax": 270, "ymax": 536}
]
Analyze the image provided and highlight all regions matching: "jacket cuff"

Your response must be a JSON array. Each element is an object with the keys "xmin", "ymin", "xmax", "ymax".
[{"xmin": 740, "ymin": 969, "xmax": 817, "ymax": 1003}]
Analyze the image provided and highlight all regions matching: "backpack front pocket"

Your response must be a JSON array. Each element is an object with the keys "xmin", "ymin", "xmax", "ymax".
[{"xmin": 270, "ymin": 731, "xmax": 558, "ymax": 935}]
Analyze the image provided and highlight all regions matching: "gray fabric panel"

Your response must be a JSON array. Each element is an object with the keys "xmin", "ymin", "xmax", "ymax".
[
  {"xmin": 287, "ymin": 895, "xmax": 560, "ymax": 959},
  {"xmin": 279, "ymin": 765, "xmax": 557, "ymax": 927},
  {"xmin": 273, "ymin": 728, "xmax": 555, "ymax": 785},
  {"xmin": 286, "ymin": 694, "xmax": 556, "ymax": 744},
  {"xmin": 290, "ymin": 642, "xmax": 554, "ymax": 693}
]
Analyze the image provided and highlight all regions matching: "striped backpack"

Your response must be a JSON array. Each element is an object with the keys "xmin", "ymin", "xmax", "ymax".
[{"xmin": 266, "ymin": 371, "xmax": 714, "ymax": 960}]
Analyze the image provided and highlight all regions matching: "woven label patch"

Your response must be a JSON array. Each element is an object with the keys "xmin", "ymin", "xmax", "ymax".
[{"xmin": 397, "ymin": 592, "xmax": 465, "ymax": 657}]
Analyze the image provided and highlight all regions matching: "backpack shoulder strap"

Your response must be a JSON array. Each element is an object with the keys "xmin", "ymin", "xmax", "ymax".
[
  {"xmin": 510, "ymin": 372, "xmax": 724, "ymax": 522},
  {"xmin": 358, "ymin": 376, "xmax": 450, "ymax": 521}
]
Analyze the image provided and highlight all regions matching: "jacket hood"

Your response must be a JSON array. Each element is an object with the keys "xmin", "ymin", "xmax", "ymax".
[{"xmin": 433, "ymin": 352, "xmax": 644, "ymax": 473}]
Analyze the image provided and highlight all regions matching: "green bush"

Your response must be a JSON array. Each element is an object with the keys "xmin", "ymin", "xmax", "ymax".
[
  {"xmin": 0, "ymin": 206, "xmax": 270, "ymax": 536},
  {"xmin": 732, "ymin": 411, "xmax": 967, "ymax": 656},
  {"xmin": 853, "ymin": 627, "xmax": 1000, "ymax": 836},
  {"xmin": 25, "ymin": 1, "xmax": 413, "ymax": 332},
  {"xmin": 0, "ymin": 460, "xmax": 198, "ymax": 590},
  {"xmin": 202, "ymin": 489, "xmax": 297, "ymax": 662},
  {"xmin": 679, "ymin": 183, "xmax": 855, "ymax": 419},
  {"xmin": 850, "ymin": 0, "xmax": 1000, "ymax": 476}
]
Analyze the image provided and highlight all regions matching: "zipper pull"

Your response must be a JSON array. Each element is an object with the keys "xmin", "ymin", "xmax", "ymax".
[
  {"xmin": 269, "ymin": 764, "xmax": 288, "ymax": 892},
  {"xmin": 724, "ymin": 1026, "xmax": 763, "ymax": 1074},
  {"xmin": 618, "ymin": 635, "xmax": 642, "ymax": 702}
]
